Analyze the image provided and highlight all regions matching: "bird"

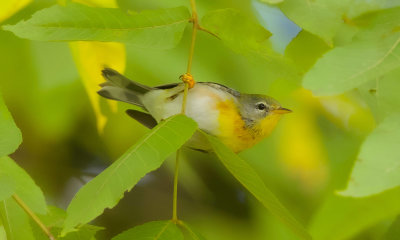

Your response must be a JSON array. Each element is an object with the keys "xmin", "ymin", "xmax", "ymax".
[{"xmin": 98, "ymin": 68, "xmax": 291, "ymax": 153}]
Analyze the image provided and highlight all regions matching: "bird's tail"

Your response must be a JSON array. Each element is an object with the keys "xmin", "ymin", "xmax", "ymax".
[{"xmin": 97, "ymin": 68, "xmax": 153, "ymax": 108}]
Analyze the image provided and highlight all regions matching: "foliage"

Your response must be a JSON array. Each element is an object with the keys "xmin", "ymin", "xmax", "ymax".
[
  {"xmin": 112, "ymin": 221, "xmax": 183, "ymax": 240},
  {"xmin": 0, "ymin": 157, "xmax": 47, "ymax": 214},
  {"xmin": 310, "ymin": 187, "xmax": 400, "ymax": 240},
  {"xmin": 0, "ymin": 0, "xmax": 32, "ymax": 23},
  {"xmin": 63, "ymin": 115, "xmax": 197, "ymax": 234},
  {"xmin": 0, "ymin": 0, "xmax": 400, "ymax": 239},
  {"xmin": 203, "ymin": 132, "xmax": 310, "ymax": 239},
  {"xmin": 70, "ymin": 41, "xmax": 126, "ymax": 132},
  {"xmin": 384, "ymin": 216, "xmax": 400, "ymax": 240},
  {"xmin": 3, "ymin": 3, "xmax": 191, "ymax": 49},
  {"xmin": 202, "ymin": 8, "xmax": 300, "ymax": 80},
  {"xmin": 0, "ymin": 93, "xmax": 22, "ymax": 157},
  {"xmin": 339, "ymin": 113, "xmax": 400, "ymax": 197},
  {"xmin": 303, "ymin": 7, "xmax": 400, "ymax": 96}
]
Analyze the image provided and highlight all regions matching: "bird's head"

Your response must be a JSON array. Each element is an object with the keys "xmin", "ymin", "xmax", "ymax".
[{"xmin": 238, "ymin": 94, "xmax": 291, "ymax": 131}]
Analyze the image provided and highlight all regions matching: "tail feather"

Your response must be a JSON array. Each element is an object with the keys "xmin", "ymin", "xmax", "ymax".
[
  {"xmin": 126, "ymin": 109, "xmax": 157, "ymax": 129},
  {"xmin": 98, "ymin": 86, "xmax": 145, "ymax": 107},
  {"xmin": 98, "ymin": 68, "xmax": 152, "ymax": 108},
  {"xmin": 101, "ymin": 68, "xmax": 152, "ymax": 94}
]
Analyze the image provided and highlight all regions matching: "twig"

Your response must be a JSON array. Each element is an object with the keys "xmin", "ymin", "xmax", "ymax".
[
  {"xmin": 12, "ymin": 194, "xmax": 55, "ymax": 240},
  {"xmin": 172, "ymin": 0, "xmax": 199, "ymax": 223}
]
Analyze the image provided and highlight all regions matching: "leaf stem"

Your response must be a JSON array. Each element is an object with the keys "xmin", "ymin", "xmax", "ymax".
[
  {"xmin": 12, "ymin": 194, "xmax": 55, "ymax": 240},
  {"xmin": 172, "ymin": 149, "xmax": 181, "ymax": 223},
  {"xmin": 172, "ymin": 0, "xmax": 199, "ymax": 223},
  {"xmin": 186, "ymin": 2, "xmax": 198, "ymax": 75}
]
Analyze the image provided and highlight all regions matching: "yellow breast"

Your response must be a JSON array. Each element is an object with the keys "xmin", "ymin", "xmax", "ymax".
[{"xmin": 216, "ymin": 100, "xmax": 282, "ymax": 153}]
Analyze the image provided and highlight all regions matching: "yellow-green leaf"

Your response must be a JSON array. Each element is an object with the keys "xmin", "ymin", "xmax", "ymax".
[
  {"xmin": 73, "ymin": 0, "xmax": 117, "ymax": 8},
  {"xmin": 70, "ymin": 41, "xmax": 126, "ymax": 132},
  {"xmin": 0, "ymin": 0, "xmax": 32, "ymax": 23},
  {"xmin": 70, "ymin": 0, "xmax": 124, "ymax": 132}
]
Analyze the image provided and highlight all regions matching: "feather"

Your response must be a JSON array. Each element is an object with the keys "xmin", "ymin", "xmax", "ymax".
[
  {"xmin": 101, "ymin": 68, "xmax": 153, "ymax": 93},
  {"xmin": 126, "ymin": 109, "xmax": 158, "ymax": 129},
  {"xmin": 97, "ymin": 86, "xmax": 144, "ymax": 107}
]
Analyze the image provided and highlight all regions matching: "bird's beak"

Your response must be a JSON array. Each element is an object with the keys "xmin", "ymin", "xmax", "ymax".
[{"xmin": 272, "ymin": 107, "xmax": 292, "ymax": 114}]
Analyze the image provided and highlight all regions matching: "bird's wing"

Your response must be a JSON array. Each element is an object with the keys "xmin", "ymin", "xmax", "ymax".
[
  {"xmin": 200, "ymin": 82, "xmax": 241, "ymax": 98},
  {"xmin": 154, "ymin": 83, "xmax": 181, "ymax": 89}
]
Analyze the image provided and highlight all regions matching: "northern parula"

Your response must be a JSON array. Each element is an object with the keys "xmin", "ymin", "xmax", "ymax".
[{"xmin": 98, "ymin": 68, "xmax": 291, "ymax": 153}]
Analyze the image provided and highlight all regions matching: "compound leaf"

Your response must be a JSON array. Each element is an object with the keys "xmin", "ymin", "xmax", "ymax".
[
  {"xmin": 63, "ymin": 115, "xmax": 197, "ymax": 235},
  {"xmin": 3, "ymin": 3, "xmax": 190, "ymax": 49},
  {"xmin": 203, "ymin": 133, "xmax": 311, "ymax": 240}
]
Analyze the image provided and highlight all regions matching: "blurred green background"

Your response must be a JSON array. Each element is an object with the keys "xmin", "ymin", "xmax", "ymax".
[{"xmin": 1, "ymin": 0, "xmax": 396, "ymax": 239}]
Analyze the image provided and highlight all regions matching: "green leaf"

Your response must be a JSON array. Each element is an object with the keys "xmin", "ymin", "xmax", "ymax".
[
  {"xmin": 0, "ymin": 156, "xmax": 46, "ymax": 214},
  {"xmin": 0, "ymin": 157, "xmax": 47, "ymax": 240},
  {"xmin": 59, "ymin": 225, "xmax": 102, "ymax": 240},
  {"xmin": 303, "ymin": 33, "xmax": 400, "ymax": 95},
  {"xmin": 284, "ymin": 30, "xmax": 330, "ymax": 72},
  {"xmin": 277, "ymin": 0, "xmax": 400, "ymax": 44},
  {"xmin": 310, "ymin": 188, "xmax": 400, "ymax": 240},
  {"xmin": 37, "ymin": 206, "xmax": 67, "ymax": 229},
  {"xmin": 383, "ymin": 215, "xmax": 400, "ymax": 240},
  {"xmin": 112, "ymin": 220, "xmax": 183, "ymax": 240},
  {"xmin": 0, "ymin": 224, "xmax": 6, "ymax": 240},
  {"xmin": 63, "ymin": 115, "xmax": 197, "ymax": 235},
  {"xmin": 202, "ymin": 9, "xmax": 272, "ymax": 54},
  {"xmin": 0, "ymin": 176, "xmax": 14, "ymax": 202},
  {"xmin": 303, "ymin": 7, "xmax": 400, "ymax": 96},
  {"xmin": 31, "ymin": 206, "xmax": 103, "ymax": 240},
  {"xmin": 259, "ymin": 0, "xmax": 284, "ymax": 4},
  {"xmin": 178, "ymin": 221, "xmax": 206, "ymax": 240},
  {"xmin": 201, "ymin": 9, "xmax": 300, "ymax": 81},
  {"xmin": 358, "ymin": 67, "xmax": 400, "ymax": 120},
  {"xmin": 3, "ymin": 3, "xmax": 190, "ymax": 49},
  {"xmin": 202, "ymin": 133, "xmax": 311, "ymax": 240},
  {"xmin": 338, "ymin": 113, "xmax": 400, "ymax": 197},
  {"xmin": 0, "ymin": 198, "xmax": 36, "ymax": 240},
  {"xmin": 0, "ymin": 93, "xmax": 22, "ymax": 157},
  {"xmin": 278, "ymin": 0, "xmax": 346, "ymax": 44},
  {"xmin": 346, "ymin": 0, "xmax": 400, "ymax": 19}
]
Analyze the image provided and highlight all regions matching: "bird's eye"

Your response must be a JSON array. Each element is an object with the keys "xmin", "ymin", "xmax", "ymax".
[{"xmin": 256, "ymin": 103, "xmax": 266, "ymax": 111}]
